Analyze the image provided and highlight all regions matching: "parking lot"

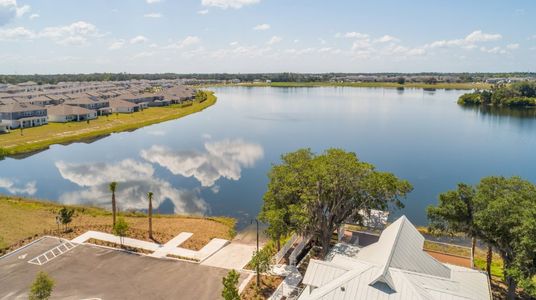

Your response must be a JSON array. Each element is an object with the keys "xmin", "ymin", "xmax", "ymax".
[{"xmin": 0, "ymin": 237, "xmax": 249, "ymax": 299}]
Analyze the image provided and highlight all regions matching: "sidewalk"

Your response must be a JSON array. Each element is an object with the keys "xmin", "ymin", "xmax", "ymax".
[{"xmin": 71, "ymin": 230, "xmax": 228, "ymax": 262}]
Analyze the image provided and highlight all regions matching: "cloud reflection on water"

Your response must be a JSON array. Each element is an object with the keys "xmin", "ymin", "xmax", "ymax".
[
  {"xmin": 0, "ymin": 178, "xmax": 37, "ymax": 195},
  {"xmin": 53, "ymin": 138, "xmax": 264, "ymax": 215},
  {"xmin": 140, "ymin": 139, "xmax": 264, "ymax": 187},
  {"xmin": 55, "ymin": 159, "xmax": 208, "ymax": 215}
]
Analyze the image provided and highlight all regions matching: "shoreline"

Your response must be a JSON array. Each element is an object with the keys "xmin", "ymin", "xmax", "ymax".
[
  {"xmin": 202, "ymin": 81, "xmax": 491, "ymax": 90},
  {"xmin": 0, "ymin": 91, "xmax": 217, "ymax": 158}
]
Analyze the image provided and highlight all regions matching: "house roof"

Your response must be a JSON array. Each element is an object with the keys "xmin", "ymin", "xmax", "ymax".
[
  {"xmin": 109, "ymin": 99, "xmax": 138, "ymax": 109},
  {"xmin": 46, "ymin": 104, "xmax": 95, "ymax": 116},
  {"xmin": 0, "ymin": 102, "xmax": 45, "ymax": 113},
  {"xmin": 299, "ymin": 216, "xmax": 491, "ymax": 300}
]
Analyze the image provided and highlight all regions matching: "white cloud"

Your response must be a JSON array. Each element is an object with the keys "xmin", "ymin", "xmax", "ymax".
[
  {"xmin": 229, "ymin": 41, "xmax": 238, "ymax": 46},
  {"xmin": 267, "ymin": 35, "xmax": 282, "ymax": 45},
  {"xmin": 426, "ymin": 30, "xmax": 502, "ymax": 49},
  {"xmin": 130, "ymin": 35, "xmax": 148, "ymax": 44},
  {"xmin": 197, "ymin": 9, "xmax": 209, "ymax": 15},
  {"xmin": 480, "ymin": 46, "xmax": 506, "ymax": 54},
  {"xmin": 374, "ymin": 35, "xmax": 399, "ymax": 43},
  {"xmin": 253, "ymin": 23, "xmax": 270, "ymax": 31},
  {"xmin": 0, "ymin": 177, "xmax": 37, "ymax": 195},
  {"xmin": 39, "ymin": 21, "xmax": 103, "ymax": 46},
  {"xmin": 163, "ymin": 35, "xmax": 201, "ymax": 49},
  {"xmin": 109, "ymin": 39, "xmax": 126, "ymax": 50},
  {"xmin": 0, "ymin": 26, "xmax": 34, "ymax": 40},
  {"xmin": 0, "ymin": 0, "xmax": 31, "ymax": 25},
  {"xmin": 335, "ymin": 32, "xmax": 369, "ymax": 39},
  {"xmin": 144, "ymin": 12, "xmax": 162, "ymax": 18},
  {"xmin": 201, "ymin": 0, "xmax": 260, "ymax": 9},
  {"xmin": 465, "ymin": 30, "xmax": 502, "ymax": 42},
  {"xmin": 140, "ymin": 139, "xmax": 264, "ymax": 187},
  {"xmin": 28, "ymin": 13, "xmax": 38, "ymax": 20},
  {"xmin": 146, "ymin": 0, "xmax": 161, "ymax": 3},
  {"xmin": 506, "ymin": 43, "xmax": 519, "ymax": 50}
]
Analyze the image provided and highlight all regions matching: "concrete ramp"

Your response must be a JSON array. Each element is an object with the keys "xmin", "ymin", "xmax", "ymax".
[{"xmin": 201, "ymin": 243, "xmax": 256, "ymax": 270}]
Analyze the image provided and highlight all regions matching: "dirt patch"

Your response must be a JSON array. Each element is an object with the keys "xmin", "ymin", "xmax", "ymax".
[{"xmin": 241, "ymin": 275, "xmax": 284, "ymax": 300}]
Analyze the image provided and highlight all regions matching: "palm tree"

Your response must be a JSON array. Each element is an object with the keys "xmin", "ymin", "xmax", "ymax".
[
  {"xmin": 109, "ymin": 182, "xmax": 117, "ymax": 227},
  {"xmin": 147, "ymin": 192, "xmax": 154, "ymax": 240}
]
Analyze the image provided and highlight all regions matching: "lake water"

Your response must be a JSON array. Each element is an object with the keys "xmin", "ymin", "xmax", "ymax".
[{"xmin": 1, "ymin": 87, "xmax": 536, "ymax": 229}]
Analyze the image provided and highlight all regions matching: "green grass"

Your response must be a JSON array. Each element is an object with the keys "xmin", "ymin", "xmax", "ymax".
[
  {"xmin": 0, "ymin": 92, "xmax": 217, "ymax": 157},
  {"xmin": 210, "ymin": 81, "xmax": 491, "ymax": 90},
  {"xmin": 474, "ymin": 257, "xmax": 504, "ymax": 278}
]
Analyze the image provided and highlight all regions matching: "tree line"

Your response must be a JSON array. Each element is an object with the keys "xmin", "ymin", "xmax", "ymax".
[
  {"xmin": 3, "ymin": 72, "xmax": 536, "ymax": 85},
  {"xmin": 458, "ymin": 82, "xmax": 536, "ymax": 107}
]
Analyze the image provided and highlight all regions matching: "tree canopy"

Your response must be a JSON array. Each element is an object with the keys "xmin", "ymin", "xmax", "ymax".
[
  {"xmin": 428, "ymin": 176, "xmax": 536, "ymax": 299},
  {"xmin": 259, "ymin": 148, "xmax": 412, "ymax": 257},
  {"xmin": 458, "ymin": 82, "xmax": 536, "ymax": 107}
]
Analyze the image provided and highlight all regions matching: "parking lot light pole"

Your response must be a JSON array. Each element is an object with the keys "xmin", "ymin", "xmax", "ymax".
[{"xmin": 251, "ymin": 218, "xmax": 260, "ymax": 286}]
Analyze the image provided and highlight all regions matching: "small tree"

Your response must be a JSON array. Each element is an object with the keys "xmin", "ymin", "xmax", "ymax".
[
  {"xmin": 109, "ymin": 182, "xmax": 118, "ymax": 227},
  {"xmin": 113, "ymin": 217, "xmax": 129, "ymax": 247},
  {"xmin": 397, "ymin": 77, "xmax": 406, "ymax": 85},
  {"xmin": 251, "ymin": 245, "xmax": 272, "ymax": 286},
  {"xmin": 29, "ymin": 272, "xmax": 54, "ymax": 300},
  {"xmin": 57, "ymin": 207, "xmax": 74, "ymax": 233},
  {"xmin": 147, "ymin": 192, "xmax": 154, "ymax": 240},
  {"xmin": 221, "ymin": 269, "xmax": 240, "ymax": 300}
]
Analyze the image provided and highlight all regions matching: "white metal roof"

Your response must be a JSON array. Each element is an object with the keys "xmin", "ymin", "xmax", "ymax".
[{"xmin": 298, "ymin": 216, "xmax": 491, "ymax": 300}]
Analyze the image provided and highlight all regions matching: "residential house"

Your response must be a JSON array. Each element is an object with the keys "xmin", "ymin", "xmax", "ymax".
[
  {"xmin": 46, "ymin": 104, "xmax": 97, "ymax": 123},
  {"xmin": 0, "ymin": 102, "xmax": 48, "ymax": 129},
  {"xmin": 64, "ymin": 96, "xmax": 111, "ymax": 115},
  {"xmin": 298, "ymin": 216, "xmax": 491, "ymax": 300},
  {"xmin": 109, "ymin": 99, "xmax": 140, "ymax": 113}
]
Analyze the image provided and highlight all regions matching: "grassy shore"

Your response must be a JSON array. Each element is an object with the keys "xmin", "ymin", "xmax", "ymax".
[
  {"xmin": 0, "ymin": 91, "xmax": 217, "ymax": 157},
  {"xmin": 0, "ymin": 195, "xmax": 235, "ymax": 254},
  {"xmin": 207, "ymin": 81, "xmax": 491, "ymax": 90}
]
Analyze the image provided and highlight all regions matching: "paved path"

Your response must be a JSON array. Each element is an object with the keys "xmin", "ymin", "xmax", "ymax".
[
  {"xmin": 201, "ymin": 243, "xmax": 256, "ymax": 269},
  {"xmin": 150, "ymin": 233, "xmax": 192, "ymax": 258},
  {"xmin": 71, "ymin": 231, "xmax": 228, "ymax": 262},
  {"xmin": 71, "ymin": 231, "xmax": 160, "ymax": 252}
]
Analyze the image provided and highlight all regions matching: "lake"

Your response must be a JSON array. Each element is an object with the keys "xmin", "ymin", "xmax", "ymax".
[{"xmin": 1, "ymin": 86, "xmax": 536, "ymax": 229}]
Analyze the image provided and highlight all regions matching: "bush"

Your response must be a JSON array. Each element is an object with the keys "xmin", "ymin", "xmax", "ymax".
[
  {"xmin": 29, "ymin": 272, "xmax": 54, "ymax": 300},
  {"xmin": 458, "ymin": 93, "xmax": 481, "ymax": 105},
  {"xmin": 222, "ymin": 270, "xmax": 240, "ymax": 300},
  {"xmin": 503, "ymin": 97, "xmax": 536, "ymax": 107}
]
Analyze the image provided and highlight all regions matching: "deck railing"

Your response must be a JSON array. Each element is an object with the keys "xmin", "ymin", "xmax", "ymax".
[
  {"xmin": 289, "ymin": 235, "xmax": 312, "ymax": 266},
  {"xmin": 273, "ymin": 233, "xmax": 298, "ymax": 264}
]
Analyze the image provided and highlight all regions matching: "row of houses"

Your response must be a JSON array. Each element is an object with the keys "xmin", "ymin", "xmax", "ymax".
[{"xmin": 0, "ymin": 83, "xmax": 196, "ymax": 131}]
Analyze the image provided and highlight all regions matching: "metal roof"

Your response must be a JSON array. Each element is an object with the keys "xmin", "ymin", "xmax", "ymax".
[{"xmin": 298, "ymin": 216, "xmax": 491, "ymax": 300}]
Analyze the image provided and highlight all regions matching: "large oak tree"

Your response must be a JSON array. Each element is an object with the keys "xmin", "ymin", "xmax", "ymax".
[{"xmin": 260, "ymin": 148, "xmax": 412, "ymax": 257}]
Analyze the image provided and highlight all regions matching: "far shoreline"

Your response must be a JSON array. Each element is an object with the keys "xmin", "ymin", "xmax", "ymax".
[{"xmin": 203, "ymin": 81, "xmax": 491, "ymax": 90}]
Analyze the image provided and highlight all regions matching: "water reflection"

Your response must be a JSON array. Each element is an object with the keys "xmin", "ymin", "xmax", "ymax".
[
  {"xmin": 56, "ymin": 159, "xmax": 208, "ymax": 215},
  {"xmin": 140, "ymin": 139, "xmax": 264, "ymax": 187},
  {"xmin": 0, "ymin": 178, "xmax": 37, "ymax": 195},
  {"xmin": 460, "ymin": 105, "xmax": 536, "ymax": 119},
  {"xmin": 52, "ymin": 138, "xmax": 263, "ymax": 215}
]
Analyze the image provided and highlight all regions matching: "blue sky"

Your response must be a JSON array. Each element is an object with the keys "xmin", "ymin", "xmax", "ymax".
[{"xmin": 0, "ymin": 0, "xmax": 535, "ymax": 74}]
